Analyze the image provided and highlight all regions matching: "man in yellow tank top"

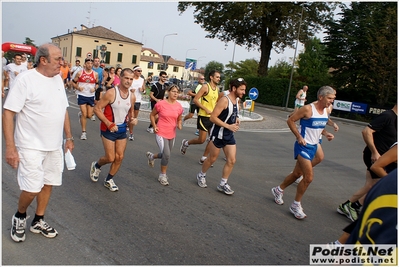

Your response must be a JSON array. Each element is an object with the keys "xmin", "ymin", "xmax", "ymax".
[{"xmin": 180, "ymin": 70, "xmax": 221, "ymax": 160}]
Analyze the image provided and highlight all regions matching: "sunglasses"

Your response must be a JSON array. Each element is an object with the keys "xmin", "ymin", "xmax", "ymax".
[{"xmin": 135, "ymin": 70, "xmax": 142, "ymax": 72}]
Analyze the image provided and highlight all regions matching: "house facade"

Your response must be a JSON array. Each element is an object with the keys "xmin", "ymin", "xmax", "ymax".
[
  {"xmin": 51, "ymin": 25, "xmax": 143, "ymax": 69},
  {"xmin": 51, "ymin": 24, "xmax": 194, "ymax": 80}
]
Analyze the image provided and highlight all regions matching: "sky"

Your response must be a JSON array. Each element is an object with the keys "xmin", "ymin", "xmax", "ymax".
[{"xmin": 1, "ymin": 1, "xmax": 309, "ymax": 69}]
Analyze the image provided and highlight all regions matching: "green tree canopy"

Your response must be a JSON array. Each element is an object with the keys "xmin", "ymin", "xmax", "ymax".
[
  {"xmin": 23, "ymin": 37, "xmax": 37, "ymax": 48},
  {"xmin": 297, "ymin": 37, "xmax": 330, "ymax": 85},
  {"xmin": 225, "ymin": 59, "xmax": 259, "ymax": 80},
  {"xmin": 267, "ymin": 60, "xmax": 293, "ymax": 80},
  {"xmin": 324, "ymin": 2, "xmax": 397, "ymax": 106},
  {"xmin": 178, "ymin": 2, "xmax": 336, "ymax": 77}
]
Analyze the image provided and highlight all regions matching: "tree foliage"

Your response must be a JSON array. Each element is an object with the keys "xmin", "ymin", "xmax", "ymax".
[
  {"xmin": 178, "ymin": 2, "xmax": 336, "ymax": 77},
  {"xmin": 297, "ymin": 37, "xmax": 330, "ymax": 85},
  {"xmin": 225, "ymin": 59, "xmax": 259, "ymax": 80},
  {"xmin": 267, "ymin": 59, "xmax": 293, "ymax": 79},
  {"xmin": 23, "ymin": 37, "xmax": 37, "ymax": 48},
  {"xmin": 324, "ymin": 2, "xmax": 397, "ymax": 106}
]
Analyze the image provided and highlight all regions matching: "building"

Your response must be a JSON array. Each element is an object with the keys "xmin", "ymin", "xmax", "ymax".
[
  {"xmin": 51, "ymin": 25, "xmax": 142, "ymax": 69},
  {"xmin": 140, "ymin": 47, "xmax": 186, "ymax": 80},
  {"xmin": 51, "ymin": 24, "xmax": 192, "ymax": 81}
]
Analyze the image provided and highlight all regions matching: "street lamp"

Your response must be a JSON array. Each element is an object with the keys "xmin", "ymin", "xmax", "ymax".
[
  {"xmin": 285, "ymin": 6, "xmax": 304, "ymax": 111},
  {"xmin": 161, "ymin": 33, "xmax": 177, "ymax": 70},
  {"xmin": 185, "ymin": 48, "xmax": 197, "ymax": 80}
]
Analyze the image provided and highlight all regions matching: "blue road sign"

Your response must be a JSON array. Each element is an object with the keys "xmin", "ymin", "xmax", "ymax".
[{"xmin": 249, "ymin": 87, "xmax": 259, "ymax": 100}]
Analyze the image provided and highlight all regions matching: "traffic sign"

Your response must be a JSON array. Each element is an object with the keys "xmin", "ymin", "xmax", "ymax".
[
  {"xmin": 185, "ymin": 58, "xmax": 197, "ymax": 70},
  {"xmin": 249, "ymin": 87, "xmax": 259, "ymax": 100}
]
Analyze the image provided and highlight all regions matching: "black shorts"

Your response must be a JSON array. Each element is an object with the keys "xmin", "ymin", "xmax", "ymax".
[
  {"xmin": 134, "ymin": 102, "xmax": 141, "ymax": 111},
  {"xmin": 189, "ymin": 103, "xmax": 199, "ymax": 114},
  {"xmin": 95, "ymin": 87, "xmax": 103, "ymax": 101},
  {"xmin": 197, "ymin": 115, "xmax": 213, "ymax": 132},
  {"xmin": 211, "ymin": 135, "xmax": 236, "ymax": 148},
  {"xmin": 363, "ymin": 147, "xmax": 396, "ymax": 179}
]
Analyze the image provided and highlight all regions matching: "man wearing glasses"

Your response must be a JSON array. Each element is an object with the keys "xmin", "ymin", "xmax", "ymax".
[{"xmin": 147, "ymin": 71, "xmax": 168, "ymax": 133}]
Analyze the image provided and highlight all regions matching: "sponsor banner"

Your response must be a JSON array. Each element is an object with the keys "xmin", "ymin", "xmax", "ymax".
[
  {"xmin": 351, "ymin": 102, "xmax": 368, "ymax": 114},
  {"xmin": 333, "ymin": 100, "xmax": 352, "ymax": 112},
  {"xmin": 368, "ymin": 106, "xmax": 387, "ymax": 115},
  {"xmin": 310, "ymin": 244, "xmax": 397, "ymax": 265}
]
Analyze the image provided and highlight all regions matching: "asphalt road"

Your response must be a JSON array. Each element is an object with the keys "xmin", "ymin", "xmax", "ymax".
[{"xmin": 2, "ymin": 92, "xmax": 367, "ymax": 265}]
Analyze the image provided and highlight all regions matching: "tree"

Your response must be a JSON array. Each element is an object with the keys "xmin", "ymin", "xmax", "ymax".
[
  {"xmin": 324, "ymin": 2, "xmax": 397, "ymax": 106},
  {"xmin": 267, "ymin": 59, "xmax": 293, "ymax": 79},
  {"xmin": 178, "ymin": 2, "xmax": 336, "ymax": 77},
  {"xmin": 225, "ymin": 59, "xmax": 258, "ymax": 80},
  {"xmin": 297, "ymin": 37, "xmax": 330, "ymax": 85},
  {"xmin": 23, "ymin": 37, "xmax": 37, "ymax": 48}
]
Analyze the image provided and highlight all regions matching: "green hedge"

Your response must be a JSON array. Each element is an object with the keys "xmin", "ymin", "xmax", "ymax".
[{"xmin": 241, "ymin": 77, "xmax": 321, "ymax": 108}]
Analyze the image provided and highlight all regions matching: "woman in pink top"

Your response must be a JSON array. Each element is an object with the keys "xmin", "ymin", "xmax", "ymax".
[
  {"xmin": 146, "ymin": 84, "xmax": 183, "ymax": 186},
  {"xmin": 113, "ymin": 67, "xmax": 121, "ymax": 87}
]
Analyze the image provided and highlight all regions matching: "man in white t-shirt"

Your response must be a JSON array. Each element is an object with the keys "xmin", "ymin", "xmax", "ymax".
[
  {"xmin": 3, "ymin": 43, "xmax": 74, "ymax": 242},
  {"xmin": 127, "ymin": 65, "xmax": 145, "ymax": 140},
  {"xmin": 5, "ymin": 54, "xmax": 28, "ymax": 90},
  {"xmin": 70, "ymin": 59, "xmax": 82, "ymax": 80}
]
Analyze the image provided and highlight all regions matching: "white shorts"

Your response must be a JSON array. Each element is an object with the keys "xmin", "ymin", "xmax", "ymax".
[{"xmin": 17, "ymin": 147, "xmax": 64, "ymax": 193}]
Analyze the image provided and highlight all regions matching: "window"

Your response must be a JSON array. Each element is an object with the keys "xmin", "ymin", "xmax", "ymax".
[
  {"xmin": 147, "ymin": 62, "xmax": 154, "ymax": 69},
  {"xmin": 76, "ymin": 47, "xmax": 82, "ymax": 57},
  {"xmin": 173, "ymin": 66, "xmax": 179, "ymax": 72},
  {"xmin": 92, "ymin": 49, "xmax": 99, "ymax": 58},
  {"xmin": 117, "ymin": 53, "xmax": 123, "ymax": 62},
  {"xmin": 119, "ymin": 44, "xmax": 123, "ymax": 47},
  {"xmin": 157, "ymin": 64, "xmax": 162, "ymax": 70},
  {"xmin": 62, "ymin": 47, "xmax": 67, "ymax": 57},
  {"xmin": 105, "ymin": 51, "xmax": 111, "ymax": 64},
  {"xmin": 107, "ymin": 42, "xmax": 111, "ymax": 45},
  {"xmin": 94, "ymin": 40, "xmax": 99, "ymax": 43},
  {"xmin": 132, "ymin": 55, "xmax": 137, "ymax": 64}
]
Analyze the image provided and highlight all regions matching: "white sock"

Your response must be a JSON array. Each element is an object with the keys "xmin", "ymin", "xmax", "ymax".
[
  {"xmin": 201, "ymin": 156, "xmax": 207, "ymax": 161},
  {"xmin": 277, "ymin": 186, "xmax": 283, "ymax": 192},
  {"xmin": 293, "ymin": 200, "xmax": 301, "ymax": 206},
  {"xmin": 220, "ymin": 178, "xmax": 227, "ymax": 186}
]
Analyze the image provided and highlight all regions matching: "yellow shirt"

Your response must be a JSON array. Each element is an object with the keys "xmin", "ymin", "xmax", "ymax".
[{"xmin": 198, "ymin": 83, "xmax": 219, "ymax": 117}]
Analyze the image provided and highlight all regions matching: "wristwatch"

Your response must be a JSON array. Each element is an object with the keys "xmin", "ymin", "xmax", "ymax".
[{"xmin": 65, "ymin": 137, "xmax": 74, "ymax": 141}]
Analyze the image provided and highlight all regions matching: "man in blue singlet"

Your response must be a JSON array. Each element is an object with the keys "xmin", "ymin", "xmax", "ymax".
[{"xmin": 271, "ymin": 86, "xmax": 336, "ymax": 219}]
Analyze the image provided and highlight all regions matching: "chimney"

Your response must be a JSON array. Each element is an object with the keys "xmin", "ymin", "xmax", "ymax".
[
  {"xmin": 73, "ymin": 27, "xmax": 77, "ymax": 32},
  {"xmin": 81, "ymin": 24, "xmax": 87, "ymax": 30}
]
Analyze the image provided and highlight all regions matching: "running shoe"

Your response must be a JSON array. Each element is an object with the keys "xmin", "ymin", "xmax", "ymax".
[
  {"xmin": 104, "ymin": 179, "xmax": 119, "ymax": 192},
  {"xmin": 290, "ymin": 203, "xmax": 307, "ymax": 219},
  {"xmin": 80, "ymin": 132, "xmax": 87, "ymax": 140},
  {"xmin": 90, "ymin": 161, "xmax": 101, "ymax": 182},
  {"xmin": 337, "ymin": 202, "xmax": 358, "ymax": 222},
  {"xmin": 180, "ymin": 139, "xmax": 189, "ymax": 155},
  {"xmin": 271, "ymin": 187, "xmax": 284, "ymax": 205},
  {"xmin": 217, "ymin": 183, "xmax": 235, "ymax": 195},
  {"xmin": 146, "ymin": 127, "xmax": 154, "ymax": 134},
  {"xmin": 196, "ymin": 172, "xmax": 207, "ymax": 188},
  {"xmin": 129, "ymin": 134, "xmax": 134, "ymax": 141},
  {"xmin": 294, "ymin": 176, "xmax": 303, "ymax": 184},
  {"xmin": 30, "ymin": 219, "xmax": 58, "ymax": 238},
  {"xmin": 91, "ymin": 115, "xmax": 96, "ymax": 121},
  {"xmin": 194, "ymin": 130, "xmax": 199, "ymax": 136},
  {"xmin": 11, "ymin": 215, "xmax": 29, "ymax": 242},
  {"xmin": 198, "ymin": 158, "xmax": 213, "ymax": 167},
  {"xmin": 146, "ymin": 152, "xmax": 155, "ymax": 167},
  {"xmin": 158, "ymin": 174, "xmax": 169, "ymax": 186}
]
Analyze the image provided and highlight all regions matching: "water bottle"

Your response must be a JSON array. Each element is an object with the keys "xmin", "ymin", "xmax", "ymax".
[{"xmin": 64, "ymin": 149, "xmax": 76, "ymax": 170}]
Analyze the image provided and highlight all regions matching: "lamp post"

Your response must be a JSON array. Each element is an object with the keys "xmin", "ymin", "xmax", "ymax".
[
  {"xmin": 161, "ymin": 33, "xmax": 177, "ymax": 70},
  {"xmin": 285, "ymin": 6, "xmax": 304, "ymax": 111},
  {"xmin": 185, "ymin": 48, "xmax": 196, "ymax": 80}
]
